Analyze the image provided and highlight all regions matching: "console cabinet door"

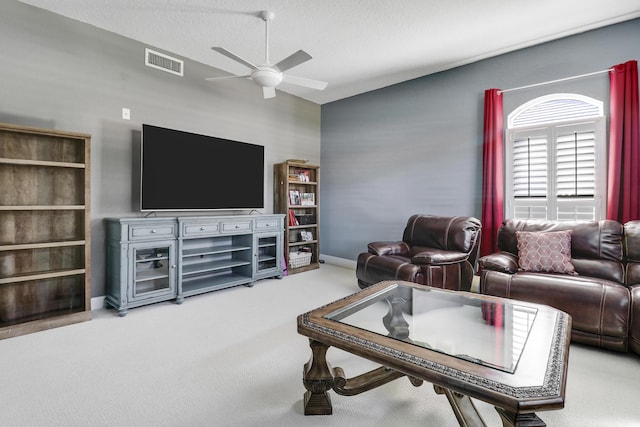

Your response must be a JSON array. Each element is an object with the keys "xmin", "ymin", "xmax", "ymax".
[
  {"xmin": 128, "ymin": 241, "xmax": 177, "ymax": 302},
  {"xmin": 254, "ymin": 231, "xmax": 284, "ymax": 279}
]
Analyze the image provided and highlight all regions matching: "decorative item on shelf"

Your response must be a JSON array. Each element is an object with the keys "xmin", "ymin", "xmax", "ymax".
[
  {"xmin": 289, "ymin": 190, "xmax": 301, "ymax": 205},
  {"xmin": 294, "ymin": 169, "xmax": 311, "ymax": 182},
  {"xmin": 300, "ymin": 231, "xmax": 314, "ymax": 241},
  {"xmin": 300, "ymin": 192, "xmax": 315, "ymax": 206}
]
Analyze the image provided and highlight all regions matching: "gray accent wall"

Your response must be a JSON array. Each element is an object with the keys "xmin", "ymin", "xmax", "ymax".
[
  {"xmin": 0, "ymin": 1, "xmax": 321, "ymax": 297},
  {"xmin": 320, "ymin": 18, "xmax": 640, "ymax": 261}
]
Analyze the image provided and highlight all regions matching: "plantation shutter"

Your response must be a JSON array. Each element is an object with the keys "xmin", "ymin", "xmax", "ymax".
[
  {"xmin": 513, "ymin": 135, "xmax": 548, "ymax": 198},
  {"xmin": 507, "ymin": 95, "xmax": 605, "ymax": 221},
  {"xmin": 555, "ymin": 130, "xmax": 596, "ymax": 198}
]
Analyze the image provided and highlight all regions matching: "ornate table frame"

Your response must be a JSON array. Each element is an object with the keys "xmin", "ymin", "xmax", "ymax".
[{"xmin": 297, "ymin": 281, "xmax": 571, "ymax": 427}]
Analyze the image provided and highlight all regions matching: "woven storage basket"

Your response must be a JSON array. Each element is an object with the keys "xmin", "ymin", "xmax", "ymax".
[{"xmin": 289, "ymin": 251, "xmax": 312, "ymax": 268}]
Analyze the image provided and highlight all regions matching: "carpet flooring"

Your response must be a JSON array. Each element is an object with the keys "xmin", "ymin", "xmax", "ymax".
[{"xmin": 0, "ymin": 263, "xmax": 638, "ymax": 426}]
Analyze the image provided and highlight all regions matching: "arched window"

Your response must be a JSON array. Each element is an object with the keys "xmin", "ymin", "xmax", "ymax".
[{"xmin": 505, "ymin": 94, "xmax": 606, "ymax": 221}]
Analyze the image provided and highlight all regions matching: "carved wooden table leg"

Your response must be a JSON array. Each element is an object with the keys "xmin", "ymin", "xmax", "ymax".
[
  {"xmin": 495, "ymin": 407, "xmax": 546, "ymax": 427},
  {"xmin": 382, "ymin": 296, "xmax": 410, "ymax": 339},
  {"xmin": 434, "ymin": 385, "xmax": 487, "ymax": 427},
  {"xmin": 302, "ymin": 339, "xmax": 335, "ymax": 415}
]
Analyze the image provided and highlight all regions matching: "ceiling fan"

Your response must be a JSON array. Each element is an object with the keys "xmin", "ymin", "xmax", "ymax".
[{"xmin": 206, "ymin": 10, "xmax": 327, "ymax": 99}]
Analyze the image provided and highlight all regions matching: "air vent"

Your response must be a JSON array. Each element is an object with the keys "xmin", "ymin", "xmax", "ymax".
[{"xmin": 145, "ymin": 48, "xmax": 183, "ymax": 76}]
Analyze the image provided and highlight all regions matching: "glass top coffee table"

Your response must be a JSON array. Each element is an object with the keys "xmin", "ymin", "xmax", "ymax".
[{"xmin": 297, "ymin": 281, "xmax": 571, "ymax": 426}]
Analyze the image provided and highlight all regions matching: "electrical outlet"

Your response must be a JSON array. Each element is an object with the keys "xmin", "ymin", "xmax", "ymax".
[{"xmin": 122, "ymin": 108, "xmax": 131, "ymax": 120}]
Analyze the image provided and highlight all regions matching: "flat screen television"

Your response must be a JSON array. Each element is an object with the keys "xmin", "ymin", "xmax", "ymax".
[{"xmin": 140, "ymin": 124, "xmax": 265, "ymax": 211}]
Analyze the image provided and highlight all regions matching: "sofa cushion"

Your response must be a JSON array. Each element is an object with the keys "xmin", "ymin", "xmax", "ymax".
[
  {"xmin": 497, "ymin": 219, "xmax": 623, "ymax": 282},
  {"xmin": 516, "ymin": 230, "xmax": 576, "ymax": 275},
  {"xmin": 481, "ymin": 270, "xmax": 630, "ymax": 351},
  {"xmin": 498, "ymin": 219, "xmax": 623, "ymax": 261}
]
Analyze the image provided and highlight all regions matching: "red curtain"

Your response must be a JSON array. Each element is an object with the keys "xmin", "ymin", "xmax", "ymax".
[
  {"xmin": 480, "ymin": 89, "xmax": 504, "ymax": 256},
  {"xmin": 607, "ymin": 60, "xmax": 640, "ymax": 222}
]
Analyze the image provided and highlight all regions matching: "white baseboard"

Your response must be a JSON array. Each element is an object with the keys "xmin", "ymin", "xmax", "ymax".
[
  {"xmin": 319, "ymin": 254, "xmax": 356, "ymax": 270},
  {"xmin": 91, "ymin": 296, "xmax": 106, "ymax": 311}
]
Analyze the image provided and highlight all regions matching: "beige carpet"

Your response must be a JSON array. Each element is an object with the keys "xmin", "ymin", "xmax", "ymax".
[{"xmin": 0, "ymin": 264, "xmax": 638, "ymax": 426}]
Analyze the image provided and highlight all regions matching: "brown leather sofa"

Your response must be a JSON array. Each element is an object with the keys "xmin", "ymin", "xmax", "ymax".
[
  {"xmin": 479, "ymin": 218, "xmax": 640, "ymax": 355},
  {"xmin": 356, "ymin": 214, "xmax": 482, "ymax": 291}
]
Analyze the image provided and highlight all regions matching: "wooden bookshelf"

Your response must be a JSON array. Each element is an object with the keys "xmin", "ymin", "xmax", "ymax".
[
  {"xmin": 0, "ymin": 123, "xmax": 91, "ymax": 339},
  {"xmin": 274, "ymin": 161, "xmax": 320, "ymax": 274}
]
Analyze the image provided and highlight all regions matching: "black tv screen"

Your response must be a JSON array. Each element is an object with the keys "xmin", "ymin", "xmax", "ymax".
[{"xmin": 141, "ymin": 124, "xmax": 265, "ymax": 211}]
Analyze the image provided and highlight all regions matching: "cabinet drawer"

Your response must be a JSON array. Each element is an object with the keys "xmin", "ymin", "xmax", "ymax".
[
  {"xmin": 182, "ymin": 223, "xmax": 220, "ymax": 237},
  {"xmin": 129, "ymin": 225, "xmax": 176, "ymax": 240},
  {"xmin": 221, "ymin": 221, "xmax": 252, "ymax": 233},
  {"xmin": 256, "ymin": 219, "xmax": 282, "ymax": 231}
]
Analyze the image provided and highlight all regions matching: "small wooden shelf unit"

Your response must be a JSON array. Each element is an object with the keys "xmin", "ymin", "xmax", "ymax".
[{"xmin": 274, "ymin": 161, "xmax": 320, "ymax": 274}]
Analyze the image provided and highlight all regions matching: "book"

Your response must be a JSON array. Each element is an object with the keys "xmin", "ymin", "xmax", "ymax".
[
  {"xmin": 288, "ymin": 209, "xmax": 299, "ymax": 226},
  {"xmin": 294, "ymin": 169, "xmax": 311, "ymax": 182}
]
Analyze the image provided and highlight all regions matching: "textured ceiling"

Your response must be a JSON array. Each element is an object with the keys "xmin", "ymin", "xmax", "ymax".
[{"xmin": 18, "ymin": 0, "xmax": 640, "ymax": 104}]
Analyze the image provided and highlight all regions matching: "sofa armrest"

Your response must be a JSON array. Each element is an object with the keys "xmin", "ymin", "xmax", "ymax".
[
  {"xmin": 478, "ymin": 252, "xmax": 519, "ymax": 274},
  {"xmin": 367, "ymin": 241, "xmax": 410, "ymax": 256},
  {"xmin": 411, "ymin": 249, "xmax": 468, "ymax": 266}
]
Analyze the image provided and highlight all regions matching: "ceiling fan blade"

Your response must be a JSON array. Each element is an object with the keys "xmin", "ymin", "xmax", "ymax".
[
  {"xmin": 263, "ymin": 86, "xmax": 276, "ymax": 99},
  {"xmin": 282, "ymin": 74, "xmax": 328, "ymax": 90},
  {"xmin": 274, "ymin": 50, "xmax": 312, "ymax": 72},
  {"xmin": 211, "ymin": 47, "xmax": 258, "ymax": 70},
  {"xmin": 205, "ymin": 74, "xmax": 250, "ymax": 81}
]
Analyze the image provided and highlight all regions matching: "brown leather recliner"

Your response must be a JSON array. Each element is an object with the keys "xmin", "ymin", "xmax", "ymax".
[
  {"xmin": 356, "ymin": 214, "xmax": 482, "ymax": 291},
  {"xmin": 479, "ymin": 219, "xmax": 640, "ymax": 355},
  {"xmin": 624, "ymin": 221, "xmax": 640, "ymax": 355}
]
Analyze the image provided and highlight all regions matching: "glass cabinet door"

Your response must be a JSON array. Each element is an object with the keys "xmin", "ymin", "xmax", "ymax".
[
  {"xmin": 130, "ymin": 242, "xmax": 176, "ymax": 301},
  {"xmin": 254, "ymin": 232, "xmax": 283, "ymax": 278}
]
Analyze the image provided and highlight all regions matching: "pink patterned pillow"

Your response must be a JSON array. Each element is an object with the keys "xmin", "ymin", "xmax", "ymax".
[{"xmin": 515, "ymin": 230, "xmax": 577, "ymax": 275}]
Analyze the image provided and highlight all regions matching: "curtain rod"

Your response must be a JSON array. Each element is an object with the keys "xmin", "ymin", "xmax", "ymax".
[{"xmin": 498, "ymin": 68, "xmax": 614, "ymax": 95}]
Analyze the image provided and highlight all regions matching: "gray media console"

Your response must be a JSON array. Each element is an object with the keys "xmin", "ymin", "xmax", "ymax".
[{"xmin": 105, "ymin": 214, "xmax": 284, "ymax": 316}]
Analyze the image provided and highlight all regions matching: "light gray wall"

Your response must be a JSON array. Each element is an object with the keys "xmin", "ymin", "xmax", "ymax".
[
  {"xmin": 320, "ymin": 18, "xmax": 640, "ymax": 261},
  {"xmin": 0, "ymin": 1, "xmax": 321, "ymax": 297}
]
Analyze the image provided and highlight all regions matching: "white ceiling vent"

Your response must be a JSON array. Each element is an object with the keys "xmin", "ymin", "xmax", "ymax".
[{"xmin": 145, "ymin": 48, "xmax": 183, "ymax": 76}]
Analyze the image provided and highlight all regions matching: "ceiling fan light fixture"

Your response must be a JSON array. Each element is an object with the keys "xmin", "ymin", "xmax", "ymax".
[
  {"xmin": 251, "ymin": 67, "xmax": 283, "ymax": 87},
  {"xmin": 206, "ymin": 10, "xmax": 327, "ymax": 98}
]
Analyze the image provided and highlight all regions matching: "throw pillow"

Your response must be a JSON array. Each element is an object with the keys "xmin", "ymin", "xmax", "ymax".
[{"xmin": 515, "ymin": 230, "xmax": 577, "ymax": 275}]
